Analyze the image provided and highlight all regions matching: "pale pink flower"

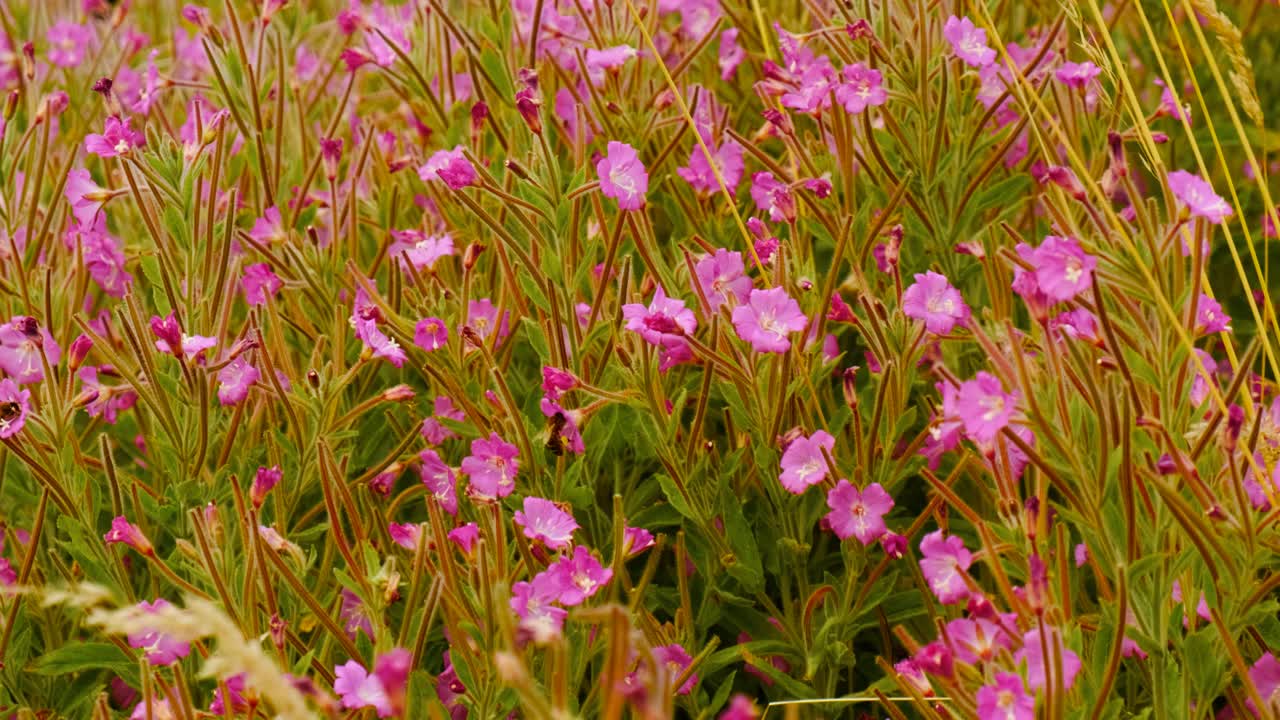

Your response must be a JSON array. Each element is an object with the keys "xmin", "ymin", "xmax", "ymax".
[
  {"xmin": 64, "ymin": 169, "xmax": 110, "ymax": 228},
  {"xmin": 419, "ymin": 146, "xmax": 477, "ymax": 190},
  {"xmin": 1014, "ymin": 626, "xmax": 1081, "ymax": 691},
  {"xmin": 513, "ymin": 496, "xmax": 579, "ymax": 549},
  {"xmin": 549, "ymin": 545, "xmax": 613, "ymax": 605},
  {"xmin": 718, "ymin": 28, "xmax": 744, "ymax": 80},
  {"xmin": 241, "ymin": 263, "xmax": 282, "ymax": 306},
  {"xmin": 1168, "ymin": 170, "xmax": 1232, "ymax": 224},
  {"xmin": 419, "ymin": 448, "xmax": 459, "ymax": 515},
  {"xmin": 1192, "ymin": 293, "xmax": 1230, "ymax": 336},
  {"xmin": 677, "ymin": 140, "xmax": 745, "ymax": 197},
  {"xmin": 585, "ymin": 45, "xmax": 637, "ymax": 86},
  {"xmin": 919, "ymin": 529, "xmax": 972, "ymax": 604},
  {"xmin": 334, "ymin": 659, "xmax": 394, "ymax": 718},
  {"xmin": 694, "ymin": 248, "xmax": 753, "ymax": 312},
  {"xmin": 216, "ymin": 357, "xmax": 259, "ymax": 405},
  {"xmin": 85, "ymin": 116, "xmax": 145, "ymax": 158},
  {"xmin": 0, "ymin": 379, "xmax": 30, "ymax": 438},
  {"xmin": 249, "ymin": 206, "xmax": 286, "ymax": 244},
  {"xmin": 824, "ymin": 480, "xmax": 893, "ymax": 544},
  {"xmin": 836, "ymin": 63, "xmax": 888, "ymax": 114},
  {"xmin": 943, "ymin": 16, "xmax": 995, "ymax": 67},
  {"xmin": 1029, "ymin": 235, "xmax": 1097, "ymax": 303},
  {"xmin": 902, "ymin": 271, "xmax": 970, "ymax": 334},
  {"xmin": 47, "ymin": 21, "xmax": 94, "ymax": 68},
  {"xmin": 731, "ymin": 287, "xmax": 808, "ymax": 354},
  {"xmin": 597, "ymin": 141, "xmax": 648, "ymax": 211},
  {"xmin": 975, "ymin": 673, "xmax": 1035, "ymax": 720},
  {"xmin": 461, "ymin": 432, "xmax": 520, "ymax": 499},
  {"xmin": 1055, "ymin": 61, "xmax": 1101, "ymax": 88},
  {"xmin": 127, "ymin": 600, "xmax": 191, "ymax": 666},
  {"xmin": 0, "ymin": 317, "xmax": 61, "ymax": 384},
  {"xmin": 750, "ymin": 172, "xmax": 796, "ymax": 222},
  {"xmin": 955, "ymin": 372, "xmax": 1017, "ymax": 445},
  {"xmin": 778, "ymin": 430, "xmax": 835, "ymax": 494}
]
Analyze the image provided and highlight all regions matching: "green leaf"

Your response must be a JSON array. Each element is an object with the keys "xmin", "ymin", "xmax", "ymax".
[
  {"xmin": 656, "ymin": 473, "xmax": 696, "ymax": 520},
  {"xmin": 31, "ymin": 643, "xmax": 135, "ymax": 681}
]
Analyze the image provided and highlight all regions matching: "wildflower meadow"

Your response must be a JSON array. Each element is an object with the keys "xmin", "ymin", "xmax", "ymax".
[{"xmin": 3, "ymin": 0, "xmax": 1280, "ymax": 717}]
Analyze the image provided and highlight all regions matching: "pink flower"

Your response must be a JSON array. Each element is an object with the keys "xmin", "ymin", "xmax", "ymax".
[
  {"xmin": 597, "ymin": 141, "xmax": 648, "ymax": 211},
  {"xmin": 64, "ymin": 169, "xmax": 110, "ymax": 228},
  {"xmin": 353, "ymin": 318, "xmax": 406, "ymax": 367},
  {"xmin": 622, "ymin": 287, "xmax": 696, "ymax": 370},
  {"xmin": 127, "ymin": 600, "xmax": 191, "ymax": 666},
  {"xmin": 919, "ymin": 529, "xmax": 972, "ymax": 604},
  {"xmin": 1014, "ymin": 626, "xmax": 1081, "ymax": 691},
  {"xmin": 1192, "ymin": 293, "xmax": 1231, "ymax": 335},
  {"xmin": 208, "ymin": 673, "xmax": 250, "ymax": 715},
  {"xmin": 954, "ymin": 372, "xmax": 1017, "ymax": 445},
  {"xmin": 750, "ymin": 172, "xmax": 797, "ymax": 222},
  {"xmin": 1029, "ymin": 235, "xmax": 1097, "ymax": 302},
  {"xmin": 731, "ymin": 287, "xmax": 808, "ymax": 354},
  {"xmin": 1249, "ymin": 653, "xmax": 1280, "ymax": 712},
  {"xmin": 549, "ymin": 545, "xmax": 613, "ymax": 605},
  {"xmin": 947, "ymin": 617, "xmax": 1013, "ymax": 664},
  {"xmin": 47, "ymin": 21, "xmax": 94, "ymax": 68},
  {"xmin": 541, "ymin": 366, "xmax": 578, "ymax": 401},
  {"xmin": 718, "ymin": 28, "xmax": 744, "ymax": 80},
  {"xmin": 251, "ymin": 465, "xmax": 282, "ymax": 508},
  {"xmin": 85, "ymin": 116, "xmax": 145, "ymax": 158},
  {"xmin": 216, "ymin": 357, "xmax": 259, "ymax": 405},
  {"xmin": 585, "ymin": 45, "xmax": 637, "ymax": 86},
  {"xmin": 413, "ymin": 317, "xmax": 449, "ymax": 352},
  {"xmin": 540, "ymin": 398, "xmax": 585, "ymax": 455},
  {"xmin": 943, "ymin": 16, "xmax": 995, "ymax": 67},
  {"xmin": 836, "ymin": 63, "xmax": 887, "ymax": 114},
  {"xmin": 976, "ymin": 673, "xmax": 1035, "ymax": 720},
  {"xmin": 514, "ymin": 497, "xmax": 579, "ymax": 548},
  {"xmin": 421, "ymin": 395, "xmax": 465, "ymax": 445},
  {"xmin": 902, "ymin": 271, "xmax": 970, "ymax": 335},
  {"xmin": 104, "ymin": 516, "xmax": 154, "ymax": 555},
  {"xmin": 694, "ymin": 248, "xmax": 753, "ymax": 312},
  {"xmin": 73, "ymin": 218, "xmax": 132, "ymax": 298},
  {"xmin": 781, "ymin": 61, "xmax": 836, "ymax": 114},
  {"xmin": 510, "ymin": 572, "xmax": 568, "ymax": 644},
  {"xmin": 623, "ymin": 526, "xmax": 656, "ymax": 556},
  {"xmin": 778, "ymin": 429, "xmax": 835, "ymax": 494},
  {"xmin": 334, "ymin": 659, "xmax": 394, "ymax": 718},
  {"xmin": 676, "ymin": 139, "xmax": 745, "ymax": 197},
  {"xmin": 77, "ymin": 366, "xmax": 138, "ymax": 424},
  {"xmin": 389, "ymin": 230, "xmax": 454, "ymax": 270},
  {"xmin": 0, "ymin": 317, "xmax": 60, "ymax": 384},
  {"xmin": 419, "ymin": 448, "xmax": 459, "ymax": 515},
  {"xmin": 150, "ymin": 313, "xmax": 216, "ymax": 362},
  {"xmin": 448, "ymin": 523, "xmax": 479, "ymax": 553},
  {"xmin": 623, "ymin": 287, "xmax": 697, "ymax": 347},
  {"xmin": 461, "ymin": 432, "xmax": 520, "ymax": 499},
  {"xmin": 249, "ymin": 206, "xmax": 286, "ymax": 244},
  {"xmin": 824, "ymin": 480, "xmax": 893, "ymax": 545},
  {"xmin": 1167, "ymin": 170, "xmax": 1232, "ymax": 224},
  {"xmin": 339, "ymin": 589, "xmax": 375, "ymax": 639},
  {"xmin": 1055, "ymin": 61, "xmax": 1101, "ymax": 88},
  {"xmin": 418, "ymin": 146, "xmax": 477, "ymax": 190},
  {"xmin": 0, "ymin": 379, "xmax": 30, "ymax": 438},
  {"xmin": 465, "ymin": 298, "xmax": 510, "ymax": 343},
  {"xmin": 653, "ymin": 644, "xmax": 698, "ymax": 695},
  {"xmin": 242, "ymin": 263, "xmax": 283, "ymax": 306},
  {"xmin": 719, "ymin": 695, "xmax": 759, "ymax": 720}
]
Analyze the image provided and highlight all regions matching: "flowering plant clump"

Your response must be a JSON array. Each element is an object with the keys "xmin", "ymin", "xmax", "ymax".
[{"xmin": 3, "ymin": 0, "xmax": 1280, "ymax": 718}]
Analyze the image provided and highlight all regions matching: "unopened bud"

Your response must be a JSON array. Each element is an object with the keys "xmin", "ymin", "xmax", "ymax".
[
  {"xmin": 382, "ymin": 384, "xmax": 415, "ymax": 402},
  {"xmin": 463, "ymin": 242, "xmax": 485, "ymax": 270}
]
